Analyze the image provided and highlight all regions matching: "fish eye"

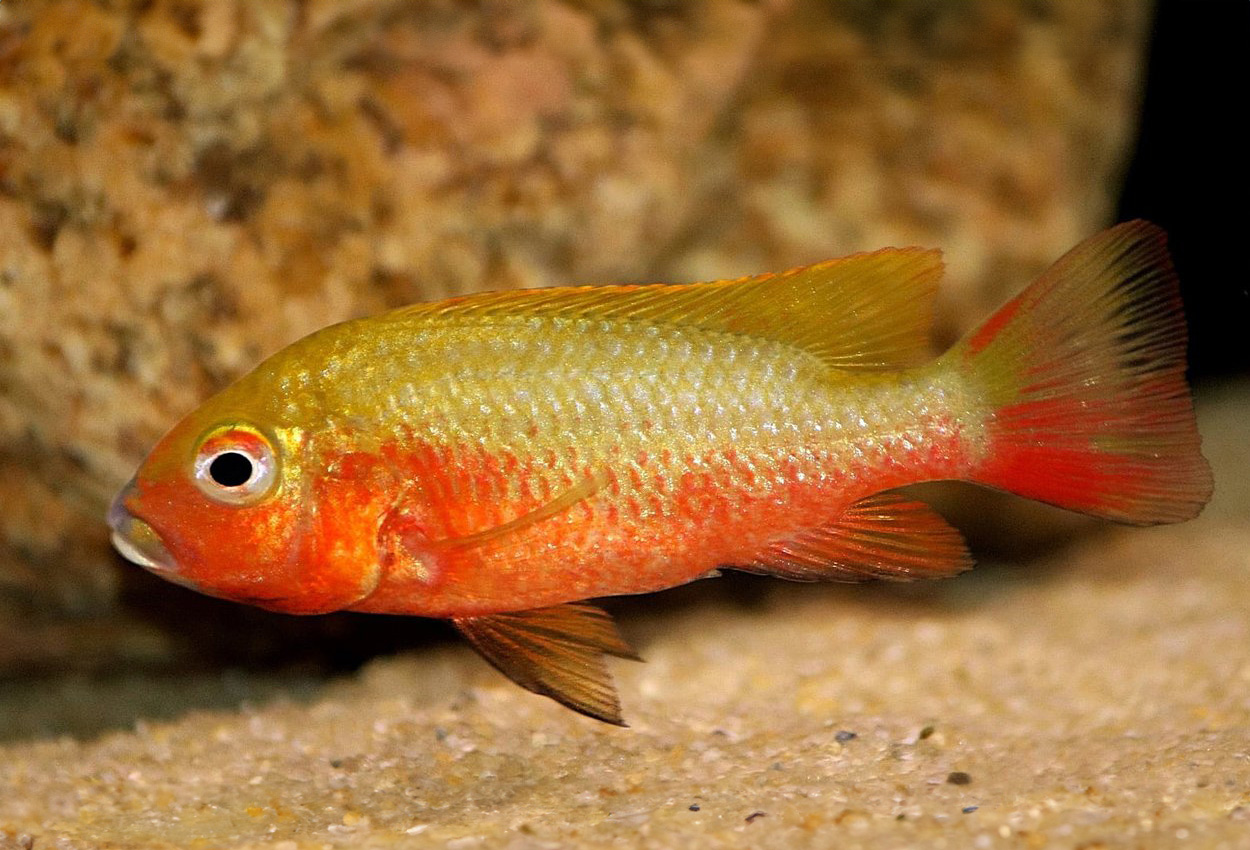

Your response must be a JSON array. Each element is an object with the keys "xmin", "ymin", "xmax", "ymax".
[
  {"xmin": 193, "ymin": 425, "xmax": 278, "ymax": 506},
  {"xmin": 208, "ymin": 451, "xmax": 255, "ymax": 487}
]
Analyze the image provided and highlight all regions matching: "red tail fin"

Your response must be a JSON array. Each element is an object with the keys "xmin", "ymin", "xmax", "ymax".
[{"xmin": 952, "ymin": 221, "xmax": 1212, "ymax": 525}]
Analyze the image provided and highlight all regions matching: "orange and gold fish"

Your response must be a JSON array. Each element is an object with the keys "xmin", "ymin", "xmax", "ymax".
[{"xmin": 109, "ymin": 221, "xmax": 1212, "ymax": 724}]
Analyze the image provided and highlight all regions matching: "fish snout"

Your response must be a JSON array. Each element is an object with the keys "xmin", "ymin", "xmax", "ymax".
[{"xmin": 108, "ymin": 478, "xmax": 177, "ymax": 575}]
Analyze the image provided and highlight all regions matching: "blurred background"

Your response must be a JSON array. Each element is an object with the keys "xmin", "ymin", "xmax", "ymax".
[
  {"xmin": 0, "ymin": 0, "xmax": 1245, "ymax": 740},
  {"xmin": 1117, "ymin": 0, "xmax": 1247, "ymax": 380}
]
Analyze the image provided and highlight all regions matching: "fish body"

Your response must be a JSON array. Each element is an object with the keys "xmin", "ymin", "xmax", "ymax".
[
  {"xmin": 271, "ymin": 313, "xmax": 975, "ymax": 618},
  {"xmin": 110, "ymin": 222, "xmax": 1212, "ymax": 723}
]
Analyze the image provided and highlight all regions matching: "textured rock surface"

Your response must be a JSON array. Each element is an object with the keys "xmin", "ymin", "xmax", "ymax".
[
  {"xmin": 3, "ymin": 0, "xmax": 786, "ymax": 663},
  {"xmin": 0, "ymin": 381, "xmax": 1246, "ymax": 848},
  {"xmin": 0, "ymin": 0, "xmax": 1152, "ymax": 666}
]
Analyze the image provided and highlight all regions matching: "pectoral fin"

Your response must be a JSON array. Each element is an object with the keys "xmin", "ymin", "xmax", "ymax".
[
  {"xmin": 453, "ymin": 602, "xmax": 641, "ymax": 726},
  {"xmin": 379, "ymin": 473, "xmax": 608, "ymax": 587},
  {"xmin": 432, "ymin": 472, "xmax": 609, "ymax": 552},
  {"xmin": 742, "ymin": 491, "xmax": 973, "ymax": 581}
]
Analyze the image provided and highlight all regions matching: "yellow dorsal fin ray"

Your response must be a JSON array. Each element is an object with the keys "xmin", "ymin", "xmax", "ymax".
[{"xmin": 404, "ymin": 248, "xmax": 945, "ymax": 370}]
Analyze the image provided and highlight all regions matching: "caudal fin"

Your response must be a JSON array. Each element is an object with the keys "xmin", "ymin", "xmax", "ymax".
[{"xmin": 951, "ymin": 220, "xmax": 1212, "ymax": 525}]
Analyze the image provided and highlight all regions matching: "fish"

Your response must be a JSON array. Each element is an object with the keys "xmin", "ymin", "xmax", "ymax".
[{"xmin": 109, "ymin": 220, "xmax": 1212, "ymax": 725}]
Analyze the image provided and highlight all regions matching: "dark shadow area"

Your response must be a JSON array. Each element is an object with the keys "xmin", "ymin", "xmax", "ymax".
[
  {"xmin": 0, "ymin": 668, "xmax": 325, "ymax": 744},
  {"xmin": 112, "ymin": 564, "xmax": 458, "ymax": 674},
  {"xmin": 0, "ymin": 560, "xmax": 461, "ymax": 743},
  {"xmin": 1118, "ymin": 0, "xmax": 1250, "ymax": 379}
]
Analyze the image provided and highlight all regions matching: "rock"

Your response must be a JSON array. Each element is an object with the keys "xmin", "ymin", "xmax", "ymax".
[{"xmin": 0, "ymin": 0, "xmax": 1151, "ymax": 671}]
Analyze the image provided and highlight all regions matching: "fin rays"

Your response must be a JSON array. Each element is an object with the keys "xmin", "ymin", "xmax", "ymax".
[
  {"xmin": 453, "ymin": 602, "xmax": 640, "ymax": 726},
  {"xmin": 397, "ymin": 248, "xmax": 945, "ymax": 370},
  {"xmin": 742, "ymin": 491, "xmax": 973, "ymax": 582},
  {"xmin": 431, "ymin": 472, "xmax": 609, "ymax": 552},
  {"xmin": 956, "ymin": 220, "xmax": 1212, "ymax": 524}
]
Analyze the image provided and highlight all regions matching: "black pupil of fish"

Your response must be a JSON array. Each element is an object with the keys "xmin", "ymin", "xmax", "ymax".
[{"xmin": 209, "ymin": 451, "xmax": 254, "ymax": 488}]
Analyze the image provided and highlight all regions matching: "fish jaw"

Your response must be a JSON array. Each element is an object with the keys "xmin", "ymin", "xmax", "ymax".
[{"xmin": 107, "ymin": 477, "xmax": 201, "ymax": 590}]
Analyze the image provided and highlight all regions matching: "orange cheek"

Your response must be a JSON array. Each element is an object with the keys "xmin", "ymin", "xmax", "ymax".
[
  {"xmin": 134, "ymin": 477, "xmax": 382, "ymax": 614},
  {"xmin": 137, "ymin": 479, "xmax": 301, "ymax": 601},
  {"xmin": 299, "ymin": 478, "xmax": 388, "ymax": 608}
]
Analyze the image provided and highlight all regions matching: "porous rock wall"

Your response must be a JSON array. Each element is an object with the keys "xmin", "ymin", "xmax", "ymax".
[{"xmin": 0, "ymin": 0, "xmax": 1151, "ymax": 670}]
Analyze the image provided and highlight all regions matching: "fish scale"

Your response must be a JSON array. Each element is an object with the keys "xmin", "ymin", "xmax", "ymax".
[
  {"xmin": 275, "ymin": 318, "xmax": 982, "ymax": 618},
  {"xmin": 326, "ymin": 315, "xmax": 964, "ymax": 503}
]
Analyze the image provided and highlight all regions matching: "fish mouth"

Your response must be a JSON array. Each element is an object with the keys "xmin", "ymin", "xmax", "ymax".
[{"xmin": 108, "ymin": 478, "xmax": 176, "ymax": 574}]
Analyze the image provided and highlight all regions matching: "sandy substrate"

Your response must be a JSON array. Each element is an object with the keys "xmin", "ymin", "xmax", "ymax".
[{"xmin": 0, "ymin": 382, "xmax": 1246, "ymax": 849}]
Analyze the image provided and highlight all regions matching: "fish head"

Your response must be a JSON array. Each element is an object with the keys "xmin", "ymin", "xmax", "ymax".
[{"xmin": 109, "ymin": 384, "xmax": 383, "ymax": 614}]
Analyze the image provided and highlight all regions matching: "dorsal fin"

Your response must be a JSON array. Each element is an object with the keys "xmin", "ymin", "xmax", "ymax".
[
  {"xmin": 740, "ymin": 491, "xmax": 973, "ymax": 581},
  {"xmin": 398, "ymin": 248, "xmax": 945, "ymax": 370},
  {"xmin": 453, "ymin": 603, "xmax": 641, "ymax": 726}
]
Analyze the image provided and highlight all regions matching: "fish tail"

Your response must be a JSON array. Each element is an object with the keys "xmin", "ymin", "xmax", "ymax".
[{"xmin": 950, "ymin": 220, "xmax": 1212, "ymax": 524}]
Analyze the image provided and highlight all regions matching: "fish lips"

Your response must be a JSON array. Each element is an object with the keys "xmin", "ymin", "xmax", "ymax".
[{"xmin": 108, "ymin": 478, "xmax": 185, "ymax": 583}]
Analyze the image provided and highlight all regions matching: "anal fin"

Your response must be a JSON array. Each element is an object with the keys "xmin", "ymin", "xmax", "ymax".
[
  {"xmin": 453, "ymin": 602, "xmax": 641, "ymax": 726},
  {"xmin": 742, "ymin": 492, "xmax": 973, "ymax": 581}
]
